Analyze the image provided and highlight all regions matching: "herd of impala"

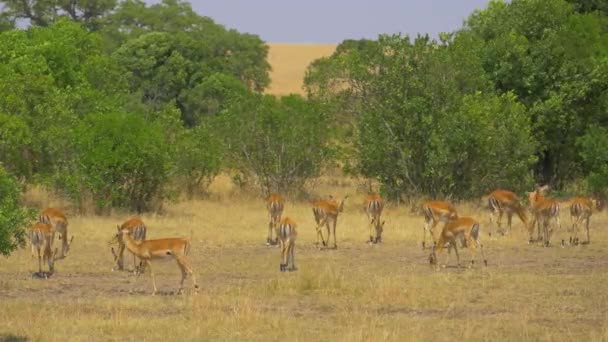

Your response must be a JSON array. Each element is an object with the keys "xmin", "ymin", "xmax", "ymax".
[{"xmin": 26, "ymin": 185, "xmax": 603, "ymax": 295}]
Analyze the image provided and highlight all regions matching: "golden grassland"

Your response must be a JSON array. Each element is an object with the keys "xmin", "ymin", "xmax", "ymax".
[
  {"xmin": 1, "ymin": 175, "xmax": 608, "ymax": 341},
  {"xmin": 265, "ymin": 43, "xmax": 337, "ymax": 96}
]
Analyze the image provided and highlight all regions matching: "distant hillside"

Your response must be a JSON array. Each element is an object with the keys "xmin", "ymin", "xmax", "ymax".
[{"xmin": 266, "ymin": 43, "xmax": 337, "ymax": 96}]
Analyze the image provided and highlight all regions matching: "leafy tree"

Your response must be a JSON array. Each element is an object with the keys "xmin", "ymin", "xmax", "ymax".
[
  {"xmin": 0, "ymin": 0, "xmax": 116, "ymax": 28},
  {"xmin": 67, "ymin": 111, "xmax": 172, "ymax": 213},
  {"xmin": 218, "ymin": 94, "xmax": 332, "ymax": 196},
  {"xmin": 0, "ymin": 167, "xmax": 33, "ymax": 256},
  {"xmin": 174, "ymin": 124, "xmax": 222, "ymax": 198},
  {"xmin": 577, "ymin": 126, "xmax": 608, "ymax": 196},
  {"xmin": 463, "ymin": 0, "xmax": 608, "ymax": 186}
]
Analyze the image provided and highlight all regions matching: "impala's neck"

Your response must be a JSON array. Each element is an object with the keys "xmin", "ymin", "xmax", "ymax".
[{"xmin": 122, "ymin": 232, "xmax": 143, "ymax": 257}]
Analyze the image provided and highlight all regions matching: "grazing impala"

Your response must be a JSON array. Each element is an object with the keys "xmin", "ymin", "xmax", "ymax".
[
  {"xmin": 111, "ymin": 217, "xmax": 148, "ymax": 272},
  {"xmin": 429, "ymin": 216, "xmax": 487, "ymax": 269},
  {"xmin": 29, "ymin": 222, "xmax": 58, "ymax": 277},
  {"xmin": 39, "ymin": 208, "xmax": 73, "ymax": 259},
  {"xmin": 115, "ymin": 228, "xmax": 198, "ymax": 296},
  {"xmin": 419, "ymin": 200, "xmax": 458, "ymax": 250},
  {"xmin": 569, "ymin": 196, "xmax": 604, "ymax": 245},
  {"xmin": 312, "ymin": 195, "xmax": 348, "ymax": 249},
  {"xmin": 265, "ymin": 194, "xmax": 285, "ymax": 246},
  {"xmin": 528, "ymin": 186, "xmax": 561, "ymax": 246},
  {"xmin": 486, "ymin": 189, "xmax": 529, "ymax": 236},
  {"xmin": 277, "ymin": 217, "xmax": 297, "ymax": 272},
  {"xmin": 364, "ymin": 194, "xmax": 384, "ymax": 243}
]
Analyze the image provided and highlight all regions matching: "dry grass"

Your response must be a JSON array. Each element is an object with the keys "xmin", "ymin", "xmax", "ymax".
[
  {"xmin": 1, "ymin": 177, "xmax": 608, "ymax": 341},
  {"xmin": 266, "ymin": 43, "xmax": 337, "ymax": 96}
]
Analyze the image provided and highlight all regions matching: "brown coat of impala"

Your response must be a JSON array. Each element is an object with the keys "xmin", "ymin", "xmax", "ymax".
[
  {"xmin": 429, "ymin": 216, "xmax": 487, "ymax": 269},
  {"xmin": 419, "ymin": 200, "xmax": 458, "ymax": 250},
  {"xmin": 39, "ymin": 208, "xmax": 74, "ymax": 259},
  {"xmin": 569, "ymin": 196, "xmax": 604, "ymax": 245},
  {"xmin": 364, "ymin": 194, "xmax": 384, "ymax": 244},
  {"xmin": 117, "ymin": 228, "xmax": 198, "ymax": 296},
  {"xmin": 111, "ymin": 217, "xmax": 148, "ymax": 272},
  {"xmin": 265, "ymin": 194, "xmax": 285, "ymax": 246},
  {"xmin": 29, "ymin": 222, "xmax": 58, "ymax": 277},
  {"xmin": 312, "ymin": 195, "xmax": 348, "ymax": 249},
  {"xmin": 486, "ymin": 189, "xmax": 529, "ymax": 235},
  {"xmin": 528, "ymin": 186, "xmax": 561, "ymax": 246}
]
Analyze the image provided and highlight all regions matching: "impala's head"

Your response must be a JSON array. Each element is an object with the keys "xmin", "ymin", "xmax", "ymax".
[{"xmin": 339, "ymin": 195, "xmax": 349, "ymax": 212}]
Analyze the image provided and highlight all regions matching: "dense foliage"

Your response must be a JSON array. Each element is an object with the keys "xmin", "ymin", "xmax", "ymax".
[
  {"xmin": 305, "ymin": 0, "xmax": 608, "ymax": 199},
  {"xmin": 0, "ymin": 167, "xmax": 33, "ymax": 256},
  {"xmin": 0, "ymin": 0, "xmax": 605, "ymax": 238}
]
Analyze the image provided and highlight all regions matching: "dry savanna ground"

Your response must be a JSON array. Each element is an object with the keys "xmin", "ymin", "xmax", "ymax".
[
  {"xmin": 266, "ymin": 43, "xmax": 336, "ymax": 96},
  {"xmin": 1, "ymin": 175, "xmax": 608, "ymax": 341}
]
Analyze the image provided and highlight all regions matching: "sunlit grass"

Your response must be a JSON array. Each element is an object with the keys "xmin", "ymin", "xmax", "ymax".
[{"xmin": 2, "ymin": 175, "xmax": 608, "ymax": 341}]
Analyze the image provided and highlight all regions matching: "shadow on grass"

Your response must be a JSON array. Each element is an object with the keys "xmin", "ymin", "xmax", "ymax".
[{"xmin": 0, "ymin": 334, "xmax": 28, "ymax": 342}]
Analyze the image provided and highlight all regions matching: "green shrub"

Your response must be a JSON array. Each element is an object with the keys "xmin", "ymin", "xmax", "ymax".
[{"xmin": 0, "ymin": 167, "xmax": 33, "ymax": 256}]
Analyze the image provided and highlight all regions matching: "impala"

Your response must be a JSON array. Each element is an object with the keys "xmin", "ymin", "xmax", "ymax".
[
  {"xmin": 312, "ymin": 195, "xmax": 348, "ymax": 249},
  {"xmin": 265, "ymin": 194, "xmax": 285, "ymax": 246},
  {"xmin": 111, "ymin": 217, "xmax": 148, "ymax": 272},
  {"xmin": 429, "ymin": 216, "xmax": 487, "ymax": 269},
  {"xmin": 569, "ymin": 196, "xmax": 604, "ymax": 245},
  {"xmin": 486, "ymin": 189, "xmax": 529, "ymax": 236},
  {"xmin": 29, "ymin": 222, "xmax": 58, "ymax": 277},
  {"xmin": 528, "ymin": 186, "xmax": 561, "ymax": 246},
  {"xmin": 419, "ymin": 200, "xmax": 458, "ymax": 250},
  {"xmin": 39, "ymin": 208, "xmax": 74, "ymax": 259},
  {"xmin": 364, "ymin": 194, "xmax": 384, "ymax": 243},
  {"xmin": 116, "ymin": 227, "xmax": 198, "ymax": 295},
  {"xmin": 277, "ymin": 217, "xmax": 297, "ymax": 272}
]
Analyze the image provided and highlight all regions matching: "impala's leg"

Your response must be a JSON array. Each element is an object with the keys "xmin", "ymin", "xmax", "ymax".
[
  {"xmin": 506, "ymin": 212, "xmax": 513, "ymax": 235},
  {"xmin": 496, "ymin": 210, "xmax": 504, "ymax": 234},
  {"xmin": 267, "ymin": 218, "xmax": 273, "ymax": 245},
  {"xmin": 428, "ymin": 219, "xmax": 440, "ymax": 249},
  {"xmin": 453, "ymin": 242, "xmax": 461, "ymax": 267},
  {"xmin": 281, "ymin": 240, "xmax": 288, "ymax": 272},
  {"xmin": 37, "ymin": 247, "xmax": 42, "ymax": 274},
  {"xmin": 585, "ymin": 215, "xmax": 591, "ymax": 244},
  {"xmin": 369, "ymin": 217, "xmax": 375, "ymax": 243},
  {"xmin": 332, "ymin": 218, "xmax": 338, "ymax": 249},
  {"xmin": 467, "ymin": 237, "xmax": 476, "ymax": 267},
  {"xmin": 145, "ymin": 260, "xmax": 157, "ymax": 296},
  {"xmin": 291, "ymin": 242, "xmax": 297, "ymax": 271},
  {"xmin": 477, "ymin": 239, "xmax": 488, "ymax": 266},
  {"xmin": 422, "ymin": 218, "xmax": 429, "ymax": 250}
]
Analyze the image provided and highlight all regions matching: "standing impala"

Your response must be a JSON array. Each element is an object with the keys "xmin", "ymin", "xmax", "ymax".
[
  {"xmin": 277, "ymin": 217, "xmax": 297, "ymax": 272},
  {"xmin": 486, "ymin": 189, "xmax": 529, "ymax": 236},
  {"xmin": 39, "ymin": 208, "xmax": 73, "ymax": 259},
  {"xmin": 265, "ymin": 194, "xmax": 284, "ymax": 246},
  {"xmin": 29, "ymin": 222, "xmax": 58, "ymax": 277},
  {"xmin": 116, "ymin": 228, "xmax": 198, "ymax": 296},
  {"xmin": 111, "ymin": 217, "xmax": 148, "ymax": 272},
  {"xmin": 419, "ymin": 200, "xmax": 458, "ymax": 250},
  {"xmin": 429, "ymin": 216, "xmax": 487, "ymax": 269},
  {"xmin": 364, "ymin": 194, "xmax": 384, "ymax": 244},
  {"xmin": 528, "ymin": 186, "xmax": 561, "ymax": 246},
  {"xmin": 569, "ymin": 196, "xmax": 603, "ymax": 245},
  {"xmin": 312, "ymin": 195, "xmax": 348, "ymax": 249}
]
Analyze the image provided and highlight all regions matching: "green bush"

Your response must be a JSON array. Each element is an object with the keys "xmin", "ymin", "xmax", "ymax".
[
  {"xmin": 67, "ymin": 112, "xmax": 172, "ymax": 212},
  {"xmin": 0, "ymin": 167, "xmax": 33, "ymax": 256},
  {"xmin": 577, "ymin": 126, "xmax": 608, "ymax": 196},
  {"xmin": 218, "ymin": 94, "xmax": 332, "ymax": 195}
]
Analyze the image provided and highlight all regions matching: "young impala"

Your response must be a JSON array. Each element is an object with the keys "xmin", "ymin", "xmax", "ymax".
[
  {"xmin": 29, "ymin": 222, "xmax": 58, "ymax": 277},
  {"xmin": 116, "ymin": 228, "xmax": 198, "ymax": 295},
  {"xmin": 277, "ymin": 217, "xmax": 297, "ymax": 272},
  {"xmin": 265, "ymin": 194, "xmax": 285, "ymax": 246},
  {"xmin": 419, "ymin": 200, "xmax": 458, "ymax": 250},
  {"xmin": 364, "ymin": 194, "xmax": 384, "ymax": 244},
  {"xmin": 486, "ymin": 189, "xmax": 529, "ymax": 236},
  {"xmin": 429, "ymin": 216, "xmax": 487, "ymax": 270},
  {"xmin": 111, "ymin": 217, "xmax": 148, "ymax": 272},
  {"xmin": 569, "ymin": 196, "xmax": 604, "ymax": 245},
  {"xmin": 312, "ymin": 195, "xmax": 348, "ymax": 249},
  {"xmin": 39, "ymin": 208, "xmax": 74, "ymax": 259}
]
